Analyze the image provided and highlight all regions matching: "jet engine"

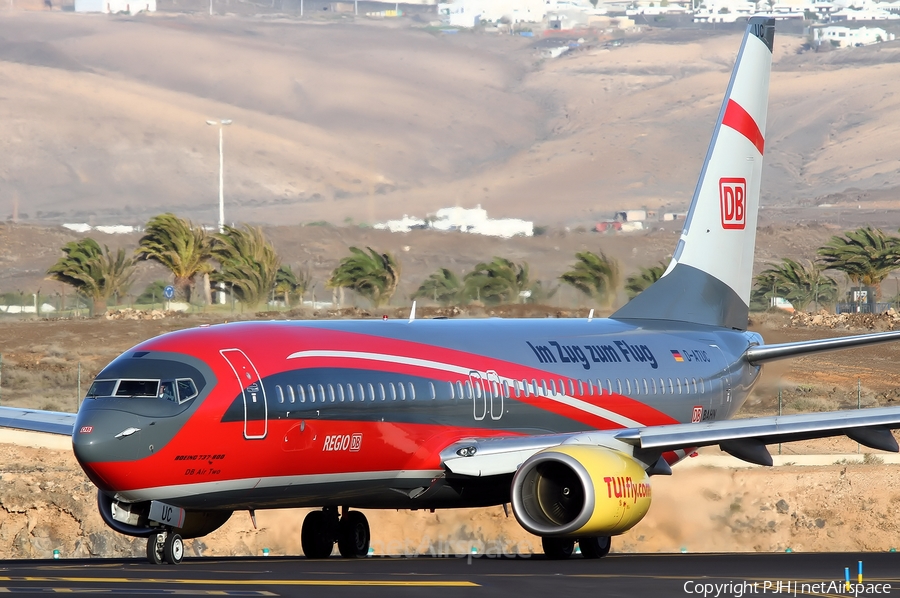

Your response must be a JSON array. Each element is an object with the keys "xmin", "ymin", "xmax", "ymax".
[
  {"xmin": 98, "ymin": 491, "xmax": 232, "ymax": 539},
  {"xmin": 510, "ymin": 445, "xmax": 652, "ymax": 537}
]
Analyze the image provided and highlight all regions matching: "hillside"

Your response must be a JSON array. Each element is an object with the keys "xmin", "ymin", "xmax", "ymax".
[{"xmin": 2, "ymin": 13, "xmax": 900, "ymax": 229}]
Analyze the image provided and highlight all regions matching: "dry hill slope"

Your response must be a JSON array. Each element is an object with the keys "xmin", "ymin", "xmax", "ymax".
[{"xmin": 2, "ymin": 14, "xmax": 900, "ymax": 227}]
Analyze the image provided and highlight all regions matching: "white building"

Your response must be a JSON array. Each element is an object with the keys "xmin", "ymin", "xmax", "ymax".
[
  {"xmin": 75, "ymin": 0, "xmax": 156, "ymax": 14},
  {"xmin": 374, "ymin": 205, "xmax": 533, "ymax": 238},
  {"xmin": 373, "ymin": 215, "xmax": 427, "ymax": 233},
  {"xmin": 815, "ymin": 24, "xmax": 895, "ymax": 46}
]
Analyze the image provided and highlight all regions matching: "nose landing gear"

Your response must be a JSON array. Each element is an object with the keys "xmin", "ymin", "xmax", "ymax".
[
  {"xmin": 301, "ymin": 507, "xmax": 371, "ymax": 559},
  {"xmin": 146, "ymin": 529, "xmax": 184, "ymax": 565}
]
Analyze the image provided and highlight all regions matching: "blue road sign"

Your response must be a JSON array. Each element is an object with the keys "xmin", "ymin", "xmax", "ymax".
[{"xmin": 164, "ymin": 285, "xmax": 175, "ymax": 300}]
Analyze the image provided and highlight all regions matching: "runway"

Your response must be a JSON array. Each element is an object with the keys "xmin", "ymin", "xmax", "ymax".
[{"xmin": 0, "ymin": 552, "xmax": 896, "ymax": 597}]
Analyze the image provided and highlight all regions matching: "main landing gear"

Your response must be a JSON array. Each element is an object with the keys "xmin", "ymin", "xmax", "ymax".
[
  {"xmin": 542, "ymin": 536, "xmax": 611, "ymax": 560},
  {"xmin": 146, "ymin": 529, "xmax": 184, "ymax": 565},
  {"xmin": 301, "ymin": 507, "xmax": 371, "ymax": 559}
]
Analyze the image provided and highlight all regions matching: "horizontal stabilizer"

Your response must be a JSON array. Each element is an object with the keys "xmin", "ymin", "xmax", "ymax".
[{"xmin": 744, "ymin": 330, "xmax": 900, "ymax": 364}]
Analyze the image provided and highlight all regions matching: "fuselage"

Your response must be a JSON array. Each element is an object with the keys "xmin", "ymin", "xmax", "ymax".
[{"xmin": 71, "ymin": 317, "xmax": 763, "ymax": 512}]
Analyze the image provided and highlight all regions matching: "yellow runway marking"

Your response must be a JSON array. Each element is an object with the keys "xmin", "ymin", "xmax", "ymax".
[{"xmin": 0, "ymin": 576, "xmax": 478, "ymax": 587}]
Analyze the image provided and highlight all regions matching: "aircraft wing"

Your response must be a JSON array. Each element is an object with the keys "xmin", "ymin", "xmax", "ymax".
[
  {"xmin": 440, "ymin": 405, "xmax": 900, "ymax": 475},
  {"xmin": 0, "ymin": 406, "xmax": 76, "ymax": 436}
]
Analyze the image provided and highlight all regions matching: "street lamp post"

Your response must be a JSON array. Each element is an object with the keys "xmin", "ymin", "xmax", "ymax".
[{"xmin": 206, "ymin": 119, "xmax": 232, "ymax": 305}]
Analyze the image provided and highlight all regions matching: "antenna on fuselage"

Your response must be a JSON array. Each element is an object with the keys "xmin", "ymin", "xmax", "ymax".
[
  {"xmin": 588, "ymin": 309, "xmax": 594, "ymax": 323},
  {"xmin": 408, "ymin": 300, "xmax": 417, "ymax": 323}
]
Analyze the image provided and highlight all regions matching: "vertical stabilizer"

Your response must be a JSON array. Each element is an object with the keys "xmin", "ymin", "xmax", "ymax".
[{"xmin": 612, "ymin": 18, "xmax": 774, "ymax": 330}]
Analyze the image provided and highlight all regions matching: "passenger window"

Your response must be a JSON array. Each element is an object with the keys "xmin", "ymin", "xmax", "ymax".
[
  {"xmin": 287, "ymin": 385, "xmax": 295, "ymax": 404},
  {"xmin": 297, "ymin": 385, "xmax": 306, "ymax": 403},
  {"xmin": 276, "ymin": 385, "xmax": 285, "ymax": 404},
  {"xmin": 457, "ymin": 380, "xmax": 465, "ymax": 399},
  {"xmin": 660, "ymin": 378, "xmax": 666, "ymax": 395},
  {"xmin": 465, "ymin": 381, "xmax": 474, "ymax": 400},
  {"xmin": 503, "ymin": 381, "xmax": 511, "ymax": 398},
  {"xmin": 541, "ymin": 380, "xmax": 548, "ymax": 396},
  {"xmin": 699, "ymin": 378, "xmax": 705, "ymax": 394},
  {"xmin": 325, "ymin": 384, "xmax": 334, "ymax": 402},
  {"xmin": 668, "ymin": 378, "xmax": 674, "ymax": 394},
  {"xmin": 368, "ymin": 383, "xmax": 375, "ymax": 401},
  {"xmin": 616, "ymin": 379, "xmax": 622, "ymax": 395},
  {"xmin": 337, "ymin": 385, "xmax": 345, "ymax": 402},
  {"xmin": 533, "ymin": 379, "xmax": 540, "ymax": 396},
  {"xmin": 625, "ymin": 379, "xmax": 631, "ymax": 394},
  {"xmin": 676, "ymin": 379, "xmax": 682, "ymax": 395},
  {"xmin": 651, "ymin": 378, "xmax": 657, "ymax": 394},
  {"xmin": 606, "ymin": 379, "xmax": 613, "ymax": 394},
  {"xmin": 569, "ymin": 380, "xmax": 576, "ymax": 395},
  {"xmin": 587, "ymin": 380, "xmax": 594, "ymax": 396},
  {"xmin": 577, "ymin": 380, "xmax": 583, "ymax": 396},
  {"xmin": 357, "ymin": 383, "xmax": 364, "ymax": 402},
  {"xmin": 379, "ymin": 383, "xmax": 386, "ymax": 400},
  {"xmin": 559, "ymin": 379, "xmax": 565, "ymax": 395},
  {"xmin": 492, "ymin": 380, "xmax": 501, "ymax": 398},
  {"xmin": 448, "ymin": 382, "xmax": 455, "ymax": 400},
  {"xmin": 308, "ymin": 384, "xmax": 316, "ymax": 403},
  {"xmin": 643, "ymin": 379, "xmax": 649, "ymax": 394},
  {"xmin": 347, "ymin": 384, "xmax": 354, "ymax": 402},
  {"xmin": 685, "ymin": 378, "xmax": 690, "ymax": 394},
  {"xmin": 398, "ymin": 383, "xmax": 405, "ymax": 401}
]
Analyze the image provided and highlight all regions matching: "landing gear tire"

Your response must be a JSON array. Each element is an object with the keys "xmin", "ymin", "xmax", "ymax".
[
  {"xmin": 164, "ymin": 532, "xmax": 184, "ymax": 564},
  {"xmin": 301, "ymin": 510, "xmax": 335, "ymax": 559},
  {"xmin": 338, "ymin": 511, "xmax": 370, "ymax": 558},
  {"xmin": 542, "ymin": 537, "xmax": 575, "ymax": 560},
  {"xmin": 146, "ymin": 531, "xmax": 165, "ymax": 565},
  {"xmin": 579, "ymin": 536, "xmax": 611, "ymax": 559}
]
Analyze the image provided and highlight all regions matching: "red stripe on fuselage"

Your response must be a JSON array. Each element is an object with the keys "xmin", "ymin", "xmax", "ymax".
[{"xmin": 722, "ymin": 99, "xmax": 764, "ymax": 155}]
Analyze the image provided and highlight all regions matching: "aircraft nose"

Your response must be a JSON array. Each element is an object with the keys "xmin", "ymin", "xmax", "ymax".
[{"xmin": 72, "ymin": 403, "xmax": 145, "ymax": 472}]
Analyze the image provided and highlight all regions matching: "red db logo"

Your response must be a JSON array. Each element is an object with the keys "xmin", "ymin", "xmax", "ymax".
[
  {"xmin": 719, "ymin": 178, "xmax": 746, "ymax": 229},
  {"xmin": 691, "ymin": 406, "xmax": 703, "ymax": 424}
]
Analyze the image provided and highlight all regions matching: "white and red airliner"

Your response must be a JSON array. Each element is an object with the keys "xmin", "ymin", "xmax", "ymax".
[{"xmin": 6, "ymin": 18, "xmax": 900, "ymax": 564}]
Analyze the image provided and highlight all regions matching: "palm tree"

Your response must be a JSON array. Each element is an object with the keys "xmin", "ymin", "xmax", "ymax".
[
  {"xmin": 274, "ymin": 265, "xmax": 310, "ymax": 308},
  {"xmin": 327, "ymin": 247, "xmax": 400, "ymax": 307},
  {"xmin": 412, "ymin": 268, "xmax": 463, "ymax": 306},
  {"xmin": 210, "ymin": 225, "xmax": 280, "ymax": 309},
  {"xmin": 559, "ymin": 251, "xmax": 621, "ymax": 307},
  {"xmin": 625, "ymin": 263, "xmax": 666, "ymax": 300},
  {"xmin": 135, "ymin": 213, "xmax": 213, "ymax": 303},
  {"xmin": 463, "ymin": 257, "xmax": 537, "ymax": 305},
  {"xmin": 817, "ymin": 227, "xmax": 900, "ymax": 297},
  {"xmin": 46, "ymin": 238, "xmax": 135, "ymax": 315},
  {"xmin": 752, "ymin": 258, "xmax": 837, "ymax": 312}
]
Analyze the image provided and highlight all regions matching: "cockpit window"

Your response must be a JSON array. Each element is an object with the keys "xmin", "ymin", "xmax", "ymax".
[
  {"xmin": 87, "ymin": 378, "xmax": 199, "ymax": 403},
  {"xmin": 86, "ymin": 380, "xmax": 116, "ymax": 398},
  {"xmin": 116, "ymin": 379, "xmax": 160, "ymax": 397},
  {"xmin": 159, "ymin": 381, "xmax": 177, "ymax": 402},
  {"xmin": 176, "ymin": 379, "xmax": 198, "ymax": 403}
]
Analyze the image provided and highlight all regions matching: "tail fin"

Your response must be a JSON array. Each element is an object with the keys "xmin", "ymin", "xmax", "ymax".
[{"xmin": 612, "ymin": 17, "xmax": 775, "ymax": 331}]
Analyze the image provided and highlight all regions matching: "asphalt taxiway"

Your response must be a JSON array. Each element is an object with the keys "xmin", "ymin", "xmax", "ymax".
[{"xmin": 0, "ymin": 552, "xmax": 896, "ymax": 597}]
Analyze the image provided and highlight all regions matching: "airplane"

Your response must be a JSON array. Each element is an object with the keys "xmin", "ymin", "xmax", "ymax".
[{"xmin": 6, "ymin": 16, "xmax": 900, "ymax": 565}]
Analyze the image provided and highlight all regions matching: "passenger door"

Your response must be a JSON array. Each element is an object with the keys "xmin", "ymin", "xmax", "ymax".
[{"xmin": 220, "ymin": 349, "xmax": 268, "ymax": 440}]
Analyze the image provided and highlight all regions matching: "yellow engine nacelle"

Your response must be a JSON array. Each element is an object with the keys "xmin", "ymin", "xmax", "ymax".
[{"xmin": 510, "ymin": 445, "xmax": 652, "ymax": 537}]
